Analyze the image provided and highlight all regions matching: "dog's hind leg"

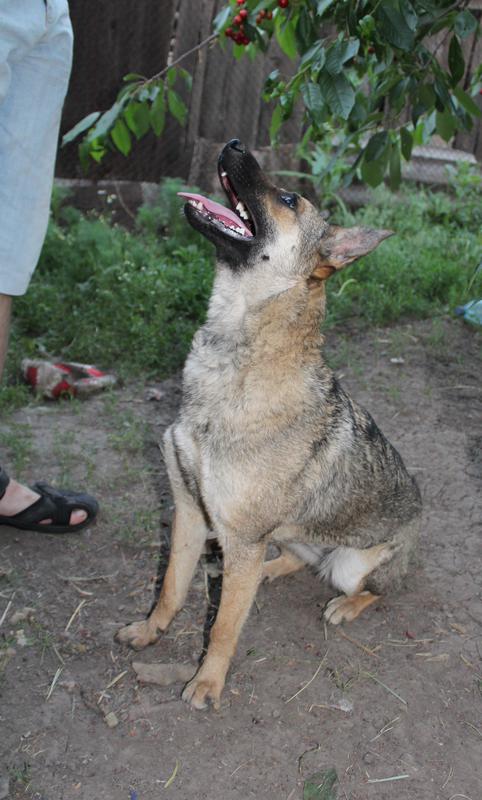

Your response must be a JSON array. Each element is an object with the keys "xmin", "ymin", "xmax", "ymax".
[
  {"xmin": 262, "ymin": 546, "xmax": 305, "ymax": 582},
  {"xmin": 116, "ymin": 429, "xmax": 208, "ymax": 650},
  {"xmin": 322, "ymin": 540, "xmax": 403, "ymax": 625}
]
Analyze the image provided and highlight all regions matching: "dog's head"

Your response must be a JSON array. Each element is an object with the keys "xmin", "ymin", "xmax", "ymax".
[{"xmin": 179, "ymin": 140, "xmax": 392, "ymax": 298}]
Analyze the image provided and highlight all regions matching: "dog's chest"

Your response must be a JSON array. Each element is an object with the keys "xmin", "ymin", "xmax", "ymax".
[{"xmin": 180, "ymin": 341, "xmax": 313, "ymax": 530}]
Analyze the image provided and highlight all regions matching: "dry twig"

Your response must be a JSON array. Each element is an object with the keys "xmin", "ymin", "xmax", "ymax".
[{"xmin": 285, "ymin": 651, "xmax": 328, "ymax": 704}]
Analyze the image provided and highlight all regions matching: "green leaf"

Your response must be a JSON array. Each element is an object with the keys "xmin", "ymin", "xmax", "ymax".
[
  {"xmin": 453, "ymin": 86, "xmax": 481, "ymax": 118},
  {"xmin": 123, "ymin": 73, "xmax": 145, "ymax": 83},
  {"xmin": 318, "ymin": 72, "xmax": 355, "ymax": 120},
  {"xmin": 412, "ymin": 120, "xmax": 425, "ymax": 146},
  {"xmin": 269, "ymin": 104, "xmax": 283, "ymax": 142},
  {"xmin": 150, "ymin": 89, "xmax": 166, "ymax": 136},
  {"xmin": 78, "ymin": 140, "xmax": 91, "ymax": 171},
  {"xmin": 436, "ymin": 108, "xmax": 457, "ymax": 141},
  {"xmin": 89, "ymin": 141, "xmax": 106, "ymax": 163},
  {"xmin": 296, "ymin": 7, "xmax": 315, "ymax": 53},
  {"xmin": 417, "ymin": 83, "xmax": 436, "ymax": 113},
  {"xmin": 389, "ymin": 76, "xmax": 409, "ymax": 114},
  {"xmin": 361, "ymin": 137, "xmax": 391, "ymax": 187},
  {"xmin": 400, "ymin": 127, "xmax": 413, "ymax": 161},
  {"xmin": 87, "ymin": 97, "xmax": 129, "ymax": 142},
  {"xmin": 448, "ymin": 35, "xmax": 465, "ymax": 85},
  {"xmin": 361, "ymin": 157, "xmax": 386, "ymax": 187},
  {"xmin": 177, "ymin": 67, "xmax": 193, "ymax": 90},
  {"xmin": 317, "ymin": 0, "xmax": 335, "ymax": 16},
  {"xmin": 359, "ymin": 14, "xmax": 375, "ymax": 37},
  {"xmin": 376, "ymin": 4, "xmax": 414, "ymax": 51},
  {"xmin": 303, "ymin": 768, "xmax": 338, "ymax": 800},
  {"xmin": 454, "ymin": 10, "xmax": 478, "ymax": 39},
  {"xmin": 124, "ymin": 101, "xmax": 150, "ymax": 139},
  {"xmin": 301, "ymin": 82, "xmax": 324, "ymax": 115},
  {"xmin": 389, "ymin": 142, "xmax": 401, "ymax": 190},
  {"xmin": 364, "ymin": 131, "xmax": 389, "ymax": 162},
  {"xmin": 434, "ymin": 76, "xmax": 452, "ymax": 112},
  {"xmin": 168, "ymin": 89, "xmax": 188, "ymax": 126},
  {"xmin": 213, "ymin": 5, "xmax": 231, "ymax": 33},
  {"xmin": 62, "ymin": 111, "xmax": 101, "ymax": 146},
  {"xmin": 325, "ymin": 38, "xmax": 359, "ymax": 76},
  {"xmin": 166, "ymin": 68, "xmax": 177, "ymax": 88},
  {"xmin": 300, "ymin": 41, "xmax": 325, "ymax": 69},
  {"xmin": 275, "ymin": 17, "xmax": 298, "ymax": 59},
  {"xmin": 110, "ymin": 118, "xmax": 131, "ymax": 156},
  {"xmin": 399, "ymin": 0, "xmax": 418, "ymax": 32}
]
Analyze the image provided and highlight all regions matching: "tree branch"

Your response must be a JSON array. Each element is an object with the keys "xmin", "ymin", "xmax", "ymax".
[{"xmin": 145, "ymin": 32, "xmax": 219, "ymax": 86}]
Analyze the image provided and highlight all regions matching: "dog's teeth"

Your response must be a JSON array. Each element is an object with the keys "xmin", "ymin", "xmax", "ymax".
[
  {"xmin": 235, "ymin": 201, "xmax": 250, "ymax": 221},
  {"xmin": 221, "ymin": 171, "xmax": 227, "ymax": 177}
]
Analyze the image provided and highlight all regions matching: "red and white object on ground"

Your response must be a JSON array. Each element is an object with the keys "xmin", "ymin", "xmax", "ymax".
[{"xmin": 22, "ymin": 359, "xmax": 117, "ymax": 399}]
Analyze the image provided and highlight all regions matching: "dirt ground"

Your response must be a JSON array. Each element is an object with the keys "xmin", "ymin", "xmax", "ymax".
[{"xmin": 1, "ymin": 317, "xmax": 481, "ymax": 800}]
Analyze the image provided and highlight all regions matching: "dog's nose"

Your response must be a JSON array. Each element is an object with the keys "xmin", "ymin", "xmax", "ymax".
[{"xmin": 226, "ymin": 139, "xmax": 247, "ymax": 154}]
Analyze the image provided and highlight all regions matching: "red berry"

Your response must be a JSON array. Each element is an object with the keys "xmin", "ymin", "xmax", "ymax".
[
  {"xmin": 266, "ymin": 10, "xmax": 273, "ymax": 19},
  {"xmin": 242, "ymin": 35, "xmax": 250, "ymax": 45},
  {"xmin": 236, "ymin": 0, "xmax": 245, "ymax": 4},
  {"xmin": 234, "ymin": 13, "xmax": 242, "ymax": 25},
  {"xmin": 239, "ymin": 8, "xmax": 248, "ymax": 19},
  {"xmin": 259, "ymin": 9, "xmax": 266, "ymax": 17},
  {"xmin": 279, "ymin": 0, "xmax": 289, "ymax": 7},
  {"xmin": 225, "ymin": 27, "xmax": 233, "ymax": 37},
  {"xmin": 235, "ymin": 32, "xmax": 244, "ymax": 44},
  {"xmin": 368, "ymin": 46, "xmax": 375, "ymax": 53}
]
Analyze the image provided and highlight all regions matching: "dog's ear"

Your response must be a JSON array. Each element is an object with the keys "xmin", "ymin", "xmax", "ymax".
[{"xmin": 311, "ymin": 225, "xmax": 393, "ymax": 282}]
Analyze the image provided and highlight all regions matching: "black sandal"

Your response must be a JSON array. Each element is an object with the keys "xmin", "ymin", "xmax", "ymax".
[{"xmin": 0, "ymin": 470, "xmax": 98, "ymax": 534}]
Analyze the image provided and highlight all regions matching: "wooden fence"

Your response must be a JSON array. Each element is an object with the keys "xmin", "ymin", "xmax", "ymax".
[{"xmin": 57, "ymin": 0, "xmax": 481, "ymax": 188}]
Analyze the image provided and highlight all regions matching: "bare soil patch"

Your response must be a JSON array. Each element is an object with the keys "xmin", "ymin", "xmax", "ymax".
[{"xmin": 1, "ymin": 318, "xmax": 481, "ymax": 800}]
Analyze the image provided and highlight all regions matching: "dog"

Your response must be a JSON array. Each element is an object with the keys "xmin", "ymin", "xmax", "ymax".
[{"xmin": 117, "ymin": 139, "xmax": 422, "ymax": 710}]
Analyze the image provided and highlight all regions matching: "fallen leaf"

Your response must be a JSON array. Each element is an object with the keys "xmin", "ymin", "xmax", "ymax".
[{"xmin": 304, "ymin": 768, "xmax": 338, "ymax": 800}]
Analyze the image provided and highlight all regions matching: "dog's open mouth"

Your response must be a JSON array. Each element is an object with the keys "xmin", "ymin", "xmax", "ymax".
[{"xmin": 178, "ymin": 169, "xmax": 255, "ymax": 240}]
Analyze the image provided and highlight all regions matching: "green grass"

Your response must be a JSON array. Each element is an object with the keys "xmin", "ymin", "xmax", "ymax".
[
  {"xmin": 325, "ymin": 173, "xmax": 481, "ymax": 328},
  {"xmin": 4, "ymin": 170, "xmax": 480, "ymax": 405}
]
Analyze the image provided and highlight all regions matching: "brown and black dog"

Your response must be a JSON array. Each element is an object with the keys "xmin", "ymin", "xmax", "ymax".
[{"xmin": 117, "ymin": 139, "xmax": 422, "ymax": 710}]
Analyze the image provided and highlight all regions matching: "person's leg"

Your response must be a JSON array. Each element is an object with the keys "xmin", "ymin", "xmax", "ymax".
[
  {"xmin": 0, "ymin": 1, "xmax": 90, "ymax": 529},
  {"xmin": 0, "ymin": 295, "xmax": 11, "ymax": 379}
]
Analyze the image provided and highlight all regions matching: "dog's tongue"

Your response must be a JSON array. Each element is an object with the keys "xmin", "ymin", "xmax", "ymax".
[{"xmin": 178, "ymin": 192, "xmax": 253, "ymax": 237}]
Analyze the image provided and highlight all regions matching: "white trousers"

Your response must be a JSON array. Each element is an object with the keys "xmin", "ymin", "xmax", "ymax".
[{"xmin": 0, "ymin": 0, "xmax": 73, "ymax": 296}]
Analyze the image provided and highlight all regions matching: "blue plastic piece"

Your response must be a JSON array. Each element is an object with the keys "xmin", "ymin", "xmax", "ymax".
[{"xmin": 455, "ymin": 299, "xmax": 482, "ymax": 327}]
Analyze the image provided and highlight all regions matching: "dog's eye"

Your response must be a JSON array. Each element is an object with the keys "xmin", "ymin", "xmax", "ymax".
[{"xmin": 280, "ymin": 193, "xmax": 298, "ymax": 210}]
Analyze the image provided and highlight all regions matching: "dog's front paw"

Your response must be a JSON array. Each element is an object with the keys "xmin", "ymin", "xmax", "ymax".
[
  {"xmin": 115, "ymin": 619, "xmax": 161, "ymax": 650},
  {"xmin": 181, "ymin": 671, "xmax": 224, "ymax": 711}
]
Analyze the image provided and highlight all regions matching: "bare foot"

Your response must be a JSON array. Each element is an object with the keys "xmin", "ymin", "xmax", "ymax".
[{"xmin": 0, "ymin": 479, "xmax": 87, "ymax": 526}]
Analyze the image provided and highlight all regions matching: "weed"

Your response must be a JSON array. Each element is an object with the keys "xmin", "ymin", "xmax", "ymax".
[
  {"xmin": 0, "ymin": 423, "xmax": 34, "ymax": 477},
  {"xmin": 50, "ymin": 429, "xmax": 78, "ymax": 486},
  {"xmin": 0, "ymin": 384, "xmax": 31, "ymax": 414},
  {"xmin": 9, "ymin": 762, "xmax": 31, "ymax": 786},
  {"xmin": 326, "ymin": 664, "xmax": 359, "ymax": 692},
  {"xmin": 108, "ymin": 410, "xmax": 147, "ymax": 455}
]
